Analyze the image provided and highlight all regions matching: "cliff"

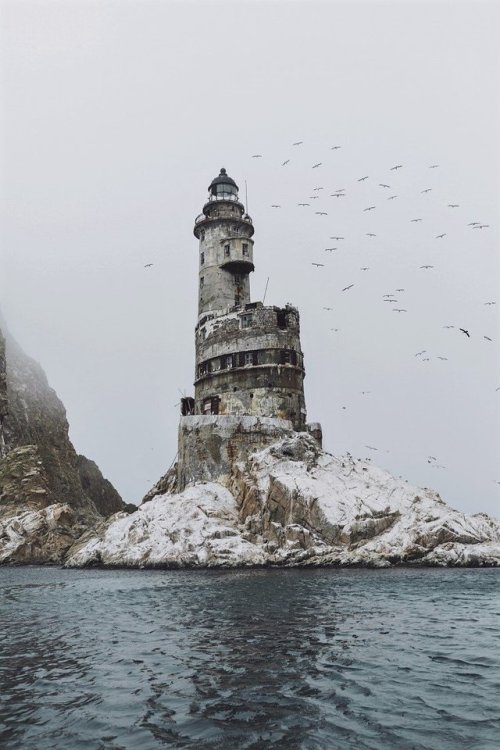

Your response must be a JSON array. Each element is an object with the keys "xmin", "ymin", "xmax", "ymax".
[
  {"xmin": 0, "ymin": 320, "xmax": 125, "ymax": 563},
  {"xmin": 65, "ymin": 428, "xmax": 500, "ymax": 568}
]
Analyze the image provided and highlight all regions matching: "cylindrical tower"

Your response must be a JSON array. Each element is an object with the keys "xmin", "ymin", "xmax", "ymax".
[
  {"xmin": 191, "ymin": 168, "xmax": 307, "ymax": 430},
  {"xmin": 193, "ymin": 168, "xmax": 255, "ymax": 317}
]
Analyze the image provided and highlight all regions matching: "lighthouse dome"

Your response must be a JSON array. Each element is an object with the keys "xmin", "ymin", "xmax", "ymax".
[{"xmin": 209, "ymin": 168, "xmax": 239, "ymax": 198}]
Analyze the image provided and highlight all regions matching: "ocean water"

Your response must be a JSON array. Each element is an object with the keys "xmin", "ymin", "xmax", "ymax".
[{"xmin": 0, "ymin": 567, "xmax": 498, "ymax": 750}]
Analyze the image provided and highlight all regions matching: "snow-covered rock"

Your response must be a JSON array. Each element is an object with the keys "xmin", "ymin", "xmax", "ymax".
[{"xmin": 65, "ymin": 433, "xmax": 500, "ymax": 568}]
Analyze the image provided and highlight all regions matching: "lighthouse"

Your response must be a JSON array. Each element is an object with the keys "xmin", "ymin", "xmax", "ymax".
[{"xmin": 191, "ymin": 168, "xmax": 308, "ymax": 430}]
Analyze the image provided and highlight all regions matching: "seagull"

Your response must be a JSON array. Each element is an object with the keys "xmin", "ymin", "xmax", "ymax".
[
  {"xmin": 448, "ymin": 204, "xmax": 459, "ymax": 208},
  {"xmin": 312, "ymin": 163, "xmax": 322, "ymax": 168},
  {"xmin": 388, "ymin": 195, "xmax": 398, "ymax": 200},
  {"xmin": 365, "ymin": 445, "xmax": 378, "ymax": 450},
  {"xmin": 331, "ymin": 328, "xmax": 340, "ymax": 332},
  {"xmin": 309, "ymin": 196, "xmax": 319, "ymax": 199},
  {"xmin": 331, "ymin": 145, "xmax": 342, "ymax": 150},
  {"xmin": 436, "ymin": 233, "xmax": 446, "ymax": 239},
  {"xmin": 393, "ymin": 308, "xmax": 407, "ymax": 312},
  {"xmin": 415, "ymin": 350, "xmax": 426, "ymax": 356},
  {"xmin": 459, "ymin": 328, "xmax": 470, "ymax": 337},
  {"xmin": 323, "ymin": 307, "xmax": 334, "ymax": 310},
  {"xmin": 420, "ymin": 265, "xmax": 434, "ymax": 269},
  {"xmin": 252, "ymin": 154, "xmax": 262, "ymax": 158},
  {"xmin": 484, "ymin": 336, "xmax": 493, "ymax": 341},
  {"xmin": 382, "ymin": 294, "xmax": 395, "ymax": 298},
  {"xmin": 331, "ymin": 192, "xmax": 346, "ymax": 198},
  {"xmin": 468, "ymin": 222, "xmax": 480, "ymax": 226},
  {"xmin": 366, "ymin": 232, "xmax": 376, "ymax": 237},
  {"xmin": 342, "ymin": 284, "xmax": 354, "ymax": 291},
  {"xmin": 361, "ymin": 391, "xmax": 371, "ymax": 395},
  {"xmin": 411, "ymin": 218, "xmax": 422, "ymax": 222},
  {"xmin": 396, "ymin": 288, "xmax": 405, "ymax": 292},
  {"xmin": 363, "ymin": 206, "xmax": 376, "ymax": 211},
  {"xmin": 271, "ymin": 204, "xmax": 281, "ymax": 208},
  {"xmin": 383, "ymin": 298, "xmax": 397, "ymax": 302},
  {"xmin": 330, "ymin": 236, "xmax": 344, "ymax": 240},
  {"xmin": 313, "ymin": 187, "xmax": 324, "ymax": 191},
  {"xmin": 298, "ymin": 203, "xmax": 310, "ymax": 206},
  {"xmin": 437, "ymin": 356, "xmax": 448, "ymax": 360},
  {"xmin": 443, "ymin": 325, "xmax": 455, "ymax": 329},
  {"xmin": 421, "ymin": 188, "xmax": 432, "ymax": 193},
  {"xmin": 429, "ymin": 164, "xmax": 439, "ymax": 168},
  {"xmin": 360, "ymin": 267, "xmax": 370, "ymax": 271},
  {"xmin": 428, "ymin": 456, "xmax": 437, "ymax": 461},
  {"xmin": 474, "ymin": 224, "xmax": 490, "ymax": 229},
  {"xmin": 312, "ymin": 262, "xmax": 325, "ymax": 267},
  {"xmin": 358, "ymin": 176, "xmax": 369, "ymax": 181},
  {"xmin": 324, "ymin": 248, "xmax": 337, "ymax": 252},
  {"xmin": 379, "ymin": 183, "xmax": 391, "ymax": 188},
  {"xmin": 282, "ymin": 159, "xmax": 290, "ymax": 166},
  {"xmin": 315, "ymin": 211, "xmax": 328, "ymax": 215},
  {"xmin": 293, "ymin": 141, "xmax": 303, "ymax": 145},
  {"xmin": 144, "ymin": 263, "xmax": 154, "ymax": 268},
  {"xmin": 485, "ymin": 301, "xmax": 496, "ymax": 305},
  {"xmin": 390, "ymin": 165, "xmax": 403, "ymax": 170}
]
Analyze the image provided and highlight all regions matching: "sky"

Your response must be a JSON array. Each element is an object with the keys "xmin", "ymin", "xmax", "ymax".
[{"xmin": 0, "ymin": 0, "xmax": 499, "ymax": 516}]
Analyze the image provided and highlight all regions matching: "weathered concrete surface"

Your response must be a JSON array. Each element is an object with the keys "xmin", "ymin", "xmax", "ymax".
[{"xmin": 176, "ymin": 415, "xmax": 294, "ymax": 491}]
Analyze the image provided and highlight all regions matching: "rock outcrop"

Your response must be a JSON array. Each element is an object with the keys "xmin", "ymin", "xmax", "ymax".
[
  {"xmin": 65, "ymin": 432, "xmax": 500, "ymax": 568},
  {"xmin": 0, "ymin": 320, "xmax": 125, "ymax": 563}
]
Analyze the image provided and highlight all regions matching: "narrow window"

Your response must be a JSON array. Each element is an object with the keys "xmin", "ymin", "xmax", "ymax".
[
  {"xmin": 242, "ymin": 243, "xmax": 248, "ymax": 256},
  {"xmin": 224, "ymin": 244, "xmax": 230, "ymax": 257},
  {"xmin": 241, "ymin": 314, "xmax": 253, "ymax": 329},
  {"xmin": 200, "ymin": 276, "xmax": 204, "ymax": 288},
  {"xmin": 200, "ymin": 251, "xmax": 205, "ymax": 265},
  {"xmin": 244, "ymin": 352, "xmax": 253, "ymax": 366},
  {"xmin": 226, "ymin": 355, "xmax": 233, "ymax": 369}
]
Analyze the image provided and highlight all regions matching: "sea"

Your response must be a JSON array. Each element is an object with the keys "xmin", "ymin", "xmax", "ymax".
[{"xmin": 0, "ymin": 566, "xmax": 498, "ymax": 750}]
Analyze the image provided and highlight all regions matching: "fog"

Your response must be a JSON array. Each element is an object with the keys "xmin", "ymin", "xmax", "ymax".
[{"xmin": 1, "ymin": 0, "xmax": 499, "ymax": 516}]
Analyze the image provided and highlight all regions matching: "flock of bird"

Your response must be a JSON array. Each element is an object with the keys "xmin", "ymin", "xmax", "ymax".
[{"xmin": 248, "ymin": 141, "xmax": 497, "ymax": 484}]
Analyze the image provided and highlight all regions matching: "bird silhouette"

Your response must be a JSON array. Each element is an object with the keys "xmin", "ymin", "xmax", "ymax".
[
  {"xmin": 485, "ymin": 301, "xmax": 496, "ymax": 305},
  {"xmin": 459, "ymin": 328, "xmax": 470, "ymax": 337},
  {"xmin": 448, "ymin": 204, "xmax": 459, "ymax": 208},
  {"xmin": 437, "ymin": 356, "xmax": 448, "ymax": 360},
  {"xmin": 358, "ymin": 176, "xmax": 369, "ymax": 181},
  {"xmin": 429, "ymin": 164, "xmax": 439, "ymax": 168},
  {"xmin": 484, "ymin": 336, "xmax": 493, "ymax": 341},
  {"xmin": 390, "ymin": 165, "xmax": 403, "ymax": 170},
  {"xmin": 298, "ymin": 203, "xmax": 310, "ymax": 206},
  {"xmin": 388, "ymin": 195, "xmax": 398, "ymax": 200},
  {"xmin": 420, "ymin": 265, "xmax": 434, "ymax": 269},
  {"xmin": 443, "ymin": 325, "xmax": 455, "ymax": 329},
  {"xmin": 293, "ymin": 141, "xmax": 303, "ymax": 145},
  {"xmin": 411, "ymin": 218, "xmax": 422, "ymax": 222},
  {"xmin": 312, "ymin": 262, "xmax": 325, "ymax": 267},
  {"xmin": 468, "ymin": 222, "xmax": 480, "ymax": 226},
  {"xmin": 144, "ymin": 263, "xmax": 154, "ymax": 268},
  {"xmin": 366, "ymin": 232, "xmax": 376, "ymax": 237},
  {"xmin": 252, "ymin": 154, "xmax": 262, "ymax": 158},
  {"xmin": 271, "ymin": 204, "xmax": 281, "ymax": 208},
  {"xmin": 323, "ymin": 306, "xmax": 334, "ymax": 310},
  {"xmin": 436, "ymin": 233, "xmax": 446, "ymax": 239},
  {"xmin": 331, "ymin": 145, "xmax": 342, "ymax": 150},
  {"xmin": 324, "ymin": 248, "xmax": 337, "ymax": 252},
  {"xmin": 363, "ymin": 206, "xmax": 376, "ymax": 211},
  {"xmin": 393, "ymin": 308, "xmax": 407, "ymax": 312},
  {"xmin": 379, "ymin": 183, "xmax": 391, "ymax": 188},
  {"xmin": 421, "ymin": 188, "xmax": 432, "ymax": 193},
  {"xmin": 342, "ymin": 284, "xmax": 354, "ymax": 291},
  {"xmin": 315, "ymin": 211, "xmax": 328, "ymax": 215},
  {"xmin": 360, "ymin": 267, "xmax": 370, "ymax": 271},
  {"xmin": 312, "ymin": 163, "xmax": 322, "ymax": 168},
  {"xmin": 415, "ymin": 350, "xmax": 426, "ymax": 356},
  {"xmin": 474, "ymin": 224, "xmax": 490, "ymax": 229},
  {"xmin": 313, "ymin": 187, "xmax": 324, "ymax": 191},
  {"xmin": 330, "ymin": 236, "xmax": 344, "ymax": 240},
  {"xmin": 396, "ymin": 288, "xmax": 405, "ymax": 292},
  {"xmin": 331, "ymin": 193, "xmax": 346, "ymax": 198},
  {"xmin": 282, "ymin": 159, "xmax": 290, "ymax": 166}
]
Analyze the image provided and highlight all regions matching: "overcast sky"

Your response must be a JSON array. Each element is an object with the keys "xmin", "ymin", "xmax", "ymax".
[{"xmin": 1, "ymin": 0, "xmax": 499, "ymax": 516}]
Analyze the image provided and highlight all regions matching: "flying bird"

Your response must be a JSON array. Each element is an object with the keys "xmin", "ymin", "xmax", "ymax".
[
  {"xmin": 459, "ymin": 328, "xmax": 470, "ymax": 337},
  {"xmin": 443, "ymin": 325, "xmax": 455, "ymax": 329},
  {"xmin": 388, "ymin": 195, "xmax": 398, "ymax": 200},
  {"xmin": 331, "ymin": 236, "xmax": 344, "ymax": 240},
  {"xmin": 331, "ymin": 192, "xmax": 346, "ymax": 198},
  {"xmin": 429, "ymin": 164, "xmax": 439, "ymax": 168},
  {"xmin": 468, "ymin": 222, "xmax": 480, "ymax": 226},
  {"xmin": 315, "ymin": 211, "xmax": 328, "ymax": 215},
  {"xmin": 324, "ymin": 248, "xmax": 337, "ymax": 252},
  {"xmin": 484, "ymin": 336, "xmax": 493, "ymax": 341},
  {"xmin": 312, "ymin": 163, "xmax": 322, "ymax": 168},
  {"xmin": 360, "ymin": 267, "xmax": 370, "ymax": 271},
  {"xmin": 309, "ymin": 196, "xmax": 319, "ymax": 199},
  {"xmin": 331, "ymin": 145, "xmax": 342, "ymax": 150},
  {"xmin": 436, "ymin": 233, "xmax": 446, "ymax": 239},
  {"xmin": 448, "ymin": 204, "xmax": 459, "ymax": 208},
  {"xmin": 474, "ymin": 224, "xmax": 490, "ymax": 229},
  {"xmin": 252, "ymin": 154, "xmax": 262, "ymax": 158},
  {"xmin": 271, "ymin": 204, "xmax": 281, "ymax": 208},
  {"xmin": 437, "ymin": 356, "xmax": 448, "ymax": 360},
  {"xmin": 358, "ymin": 176, "xmax": 369, "ymax": 181},
  {"xmin": 393, "ymin": 308, "xmax": 407, "ymax": 312},
  {"xmin": 390, "ymin": 165, "xmax": 403, "ymax": 170},
  {"xmin": 323, "ymin": 307, "xmax": 334, "ymax": 310},
  {"xmin": 420, "ymin": 265, "xmax": 434, "ymax": 269},
  {"xmin": 485, "ymin": 301, "xmax": 496, "ymax": 305},
  {"xmin": 365, "ymin": 445, "xmax": 378, "ymax": 450},
  {"xmin": 411, "ymin": 218, "xmax": 422, "ymax": 222},
  {"xmin": 396, "ymin": 288, "xmax": 405, "ymax": 292},
  {"xmin": 363, "ymin": 206, "xmax": 376, "ymax": 211},
  {"xmin": 342, "ymin": 284, "xmax": 354, "ymax": 291},
  {"xmin": 312, "ymin": 262, "xmax": 325, "ymax": 267},
  {"xmin": 292, "ymin": 141, "xmax": 303, "ymax": 145},
  {"xmin": 421, "ymin": 188, "xmax": 432, "ymax": 193},
  {"xmin": 415, "ymin": 350, "xmax": 426, "ymax": 356},
  {"xmin": 144, "ymin": 263, "xmax": 154, "ymax": 268},
  {"xmin": 366, "ymin": 232, "xmax": 376, "ymax": 237},
  {"xmin": 282, "ymin": 159, "xmax": 290, "ymax": 166},
  {"xmin": 298, "ymin": 203, "xmax": 310, "ymax": 206},
  {"xmin": 313, "ymin": 187, "xmax": 324, "ymax": 191},
  {"xmin": 361, "ymin": 391, "xmax": 371, "ymax": 395},
  {"xmin": 379, "ymin": 183, "xmax": 391, "ymax": 188}
]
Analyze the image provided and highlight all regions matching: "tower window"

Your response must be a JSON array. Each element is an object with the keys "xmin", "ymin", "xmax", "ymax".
[
  {"xmin": 225, "ymin": 355, "xmax": 233, "ymax": 368},
  {"xmin": 224, "ymin": 244, "xmax": 230, "ymax": 257},
  {"xmin": 200, "ymin": 252, "xmax": 205, "ymax": 265},
  {"xmin": 200, "ymin": 276, "xmax": 204, "ymax": 288},
  {"xmin": 244, "ymin": 352, "xmax": 253, "ymax": 366},
  {"xmin": 241, "ymin": 313, "xmax": 253, "ymax": 329},
  {"xmin": 242, "ymin": 243, "xmax": 248, "ymax": 256}
]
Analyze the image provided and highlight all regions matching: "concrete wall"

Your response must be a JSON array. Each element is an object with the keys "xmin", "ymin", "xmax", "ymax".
[{"xmin": 176, "ymin": 415, "xmax": 294, "ymax": 491}]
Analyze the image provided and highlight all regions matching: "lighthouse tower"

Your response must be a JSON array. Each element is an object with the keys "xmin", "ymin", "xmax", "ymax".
[{"xmin": 191, "ymin": 168, "xmax": 307, "ymax": 430}]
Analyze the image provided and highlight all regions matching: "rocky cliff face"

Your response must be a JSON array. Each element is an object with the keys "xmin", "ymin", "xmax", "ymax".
[
  {"xmin": 65, "ymin": 432, "xmax": 500, "ymax": 568},
  {"xmin": 0, "ymin": 321, "xmax": 125, "ymax": 563}
]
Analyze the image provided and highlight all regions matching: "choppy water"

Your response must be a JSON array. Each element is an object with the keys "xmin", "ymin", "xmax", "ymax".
[{"xmin": 0, "ymin": 567, "xmax": 499, "ymax": 750}]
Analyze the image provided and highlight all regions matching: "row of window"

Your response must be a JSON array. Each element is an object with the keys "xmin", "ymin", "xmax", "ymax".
[
  {"xmin": 200, "ymin": 245, "xmax": 249, "ymax": 266},
  {"xmin": 199, "ymin": 224, "xmax": 247, "ymax": 242},
  {"xmin": 197, "ymin": 348, "xmax": 300, "ymax": 378}
]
